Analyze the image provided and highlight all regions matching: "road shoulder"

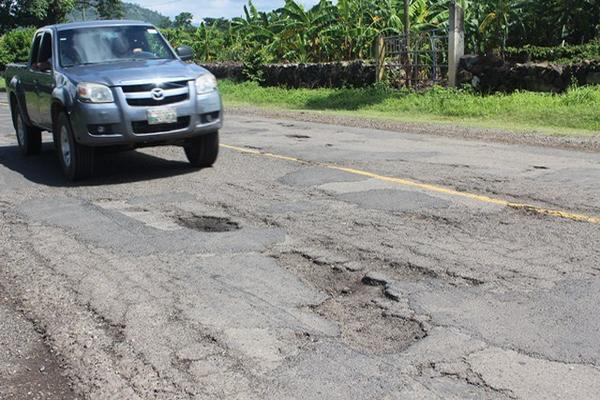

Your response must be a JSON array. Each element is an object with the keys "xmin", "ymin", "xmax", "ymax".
[{"xmin": 227, "ymin": 105, "xmax": 600, "ymax": 153}]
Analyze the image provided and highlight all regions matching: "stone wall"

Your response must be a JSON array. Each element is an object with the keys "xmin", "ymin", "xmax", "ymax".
[
  {"xmin": 200, "ymin": 62, "xmax": 244, "ymax": 81},
  {"xmin": 201, "ymin": 61, "xmax": 376, "ymax": 88},
  {"xmin": 459, "ymin": 55, "xmax": 600, "ymax": 93}
]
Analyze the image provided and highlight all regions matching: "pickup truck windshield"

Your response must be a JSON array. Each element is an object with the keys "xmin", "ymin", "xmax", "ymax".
[{"xmin": 58, "ymin": 26, "xmax": 175, "ymax": 67}]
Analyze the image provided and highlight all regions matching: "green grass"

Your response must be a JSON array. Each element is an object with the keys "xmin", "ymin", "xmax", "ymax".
[
  {"xmin": 0, "ymin": 79, "xmax": 5, "ymax": 92},
  {"xmin": 219, "ymin": 80, "xmax": 600, "ymax": 135}
]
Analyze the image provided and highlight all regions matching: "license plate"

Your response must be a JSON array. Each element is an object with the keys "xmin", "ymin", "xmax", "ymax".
[{"xmin": 147, "ymin": 108, "xmax": 177, "ymax": 125}]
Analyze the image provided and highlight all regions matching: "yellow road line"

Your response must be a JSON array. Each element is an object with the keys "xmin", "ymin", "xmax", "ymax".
[{"xmin": 220, "ymin": 143, "xmax": 600, "ymax": 225}]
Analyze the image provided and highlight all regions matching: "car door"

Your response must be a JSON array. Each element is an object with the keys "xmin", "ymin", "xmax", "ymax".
[
  {"xmin": 35, "ymin": 32, "xmax": 54, "ymax": 130},
  {"xmin": 22, "ymin": 33, "xmax": 43, "ymax": 125}
]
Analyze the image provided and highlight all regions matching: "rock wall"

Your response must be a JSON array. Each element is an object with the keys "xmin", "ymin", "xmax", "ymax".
[
  {"xmin": 459, "ymin": 55, "xmax": 600, "ymax": 93},
  {"xmin": 200, "ymin": 62, "xmax": 244, "ymax": 81},
  {"xmin": 201, "ymin": 61, "xmax": 376, "ymax": 88}
]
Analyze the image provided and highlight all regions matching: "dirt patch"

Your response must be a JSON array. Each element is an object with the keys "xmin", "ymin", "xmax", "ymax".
[{"xmin": 174, "ymin": 214, "xmax": 241, "ymax": 233}]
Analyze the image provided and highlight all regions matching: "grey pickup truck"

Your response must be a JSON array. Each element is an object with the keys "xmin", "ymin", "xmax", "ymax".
[{"xmin": 4, "ymin": 20, "xmax": 222, "ymax": 180}]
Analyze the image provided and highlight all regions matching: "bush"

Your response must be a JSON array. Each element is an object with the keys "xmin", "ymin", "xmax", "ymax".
[
  {"xmin": 0, "ymin": 28, "xmax": 36, "ymax": 70},
  {"xmin": 241, "ymin": 47, "xmax": 270, "ymax": 83},
  {"xmin": 505, "ymin": 41, "xmax": 600, "ymax": 64}
]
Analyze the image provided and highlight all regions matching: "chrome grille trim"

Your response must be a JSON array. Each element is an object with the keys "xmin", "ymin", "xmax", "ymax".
[
  {"xmin": 124, "ymin": 86, "xmax": 188, "ymax": 100},
  {"xmin": 120, "ymin": 80, "xmax": 191, "ymax": 107}
]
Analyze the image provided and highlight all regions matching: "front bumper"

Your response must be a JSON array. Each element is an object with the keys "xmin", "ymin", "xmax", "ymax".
[{"xmin": 69, "ymin": 80, "xmax": 223, "ymax": 147}]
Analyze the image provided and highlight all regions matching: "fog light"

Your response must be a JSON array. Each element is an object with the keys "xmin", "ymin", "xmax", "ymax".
[
  {"xmin": 199, "ymin": 112, "xmax": 220, "ymax": 124},
  {"xmin": 88, "ymin": 124, "xmax": 115, "ymax": 135}
]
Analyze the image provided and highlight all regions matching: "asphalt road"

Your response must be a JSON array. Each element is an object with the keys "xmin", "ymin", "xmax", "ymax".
[{"xmin": 1, "ymin": 94, "xmax": 599, "ymax": 400}]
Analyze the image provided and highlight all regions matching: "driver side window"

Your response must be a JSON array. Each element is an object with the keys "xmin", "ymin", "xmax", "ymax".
[
  {"xmin": 36, "ymin": 33, "xmax": 53, "ymax": 72},
  {"xmin": 30, "ymin": 34, "xmax": 42, "ymax": 67}
]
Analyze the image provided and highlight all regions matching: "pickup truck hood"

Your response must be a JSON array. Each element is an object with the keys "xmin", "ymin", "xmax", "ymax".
[{"xmin": 63, "ymin": 59, "xmax": 207, "ymax": 86}]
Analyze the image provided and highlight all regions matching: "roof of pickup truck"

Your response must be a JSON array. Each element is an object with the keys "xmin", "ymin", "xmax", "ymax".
[{"xmin": 44, "ymin": 20, "xmax": 153, "ymax": 31}]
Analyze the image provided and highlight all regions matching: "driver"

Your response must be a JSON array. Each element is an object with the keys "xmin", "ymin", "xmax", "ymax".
[
  {"xmin": 111, "ymin": 34, "xmax": 131, "ymax": 58},
  {"xmin": 60, "ymin": 34, "xmax": 82, "ymax": 66}
]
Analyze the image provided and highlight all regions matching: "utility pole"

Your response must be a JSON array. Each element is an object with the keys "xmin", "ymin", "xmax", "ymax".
[
  {"xmin": 403, "ymin": 0, "xmax": 411, "ymax": 87},
  {"xmin": 403, "ymin": 0, "xmax": 410, "ymax": 42},
  {"xmin": 448, "ymin": 0, "xmax": 465, "ymax": 87},
  {"xmin": 77, "ymin": 0, "xmax": 92, "ymax": 21}
]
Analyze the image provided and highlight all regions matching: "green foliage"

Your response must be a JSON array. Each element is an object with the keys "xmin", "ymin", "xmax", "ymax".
[
  {"xmin": 2, "ymin": 0, "xmax": 599, "ymax": 66},
  {"xmin": 505, "ymin": 41, "xmax": 600, "ymax": 63},
  {"xmin": 241, "ymin": 46, "xmax": 270, "ymax": 82},
  {"xmin": 509, "ymin": 0, "xmax": 600, "ymax": 47},
  {"xmin": 122, "ymin": 3, "xmax": 170, "ymax": 27},
  {"xmin": 0, "ymin": 0, "xmax": 75, "ymax": 34},
  {"xmin": 174, "ymin": 12, "xmax": 193, "ymax": 29},
  {"xmin": 72, "ymin": 0, "xmax": 124, "ymax": 20},
  {"xmin": 0, "ymin": 27, "xmax": 36, "ymax": 69},
  {"xmin": 219, "ymin": 80, "xmax": 600, "ymax": 133},
  {"xmin": 160, "ymin": 0, "xmax": 597, "ymax": 62},
  {"xmin": 69, "ymin": 2, "xmax": 170, "ymax": 26},
  {"xmin": 95, "ymin": 0, "xmax": 124, "ymax": 19}
]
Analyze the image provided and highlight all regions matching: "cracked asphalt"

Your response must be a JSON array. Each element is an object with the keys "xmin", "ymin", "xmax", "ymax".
[{"xmin": 1, "ymin": 93, "xmax": 599, "ymax": 399}]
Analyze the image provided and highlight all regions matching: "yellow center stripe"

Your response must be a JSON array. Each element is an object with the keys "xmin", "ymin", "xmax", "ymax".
[{"xmin": 220, "ymin": 143, "xmax": 600, "ymax": 225}]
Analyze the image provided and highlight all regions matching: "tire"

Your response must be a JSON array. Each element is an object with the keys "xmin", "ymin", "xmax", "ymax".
[
  {"xmin": 184, "ymin": 131, "xmax": 219, "ymax": 168},
  {"xmin": 14, "ymin": 106, "xmax": 41, "ymax": 156},
  {"xmin": 55, "ymin": 112, "xmax": 94, "ymax": 181}
]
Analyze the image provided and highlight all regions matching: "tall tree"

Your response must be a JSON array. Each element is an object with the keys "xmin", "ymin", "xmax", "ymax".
[
  {"xmin": 96, "ymin": 0, "xmax": 123, "ymax": 20},
  {"xmin": 0, "ymin": 0, "xmax": 74, "ymax": 33},
  {"xmin": 174, "ymin": 11, "xmax": 193, "ymax": 29}
]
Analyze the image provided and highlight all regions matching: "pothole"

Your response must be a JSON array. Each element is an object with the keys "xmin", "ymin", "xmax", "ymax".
[
  {"xmin": 174, "ymin": 214, "xmax": 241, "ymax": 232},
  {"xmin": 285, "ymin": 134, "xmax": 311, "ymax": 139},
  {"xmin": 315, "ymin": 291, "xmax": 426, "ymax": 354},
  {"xmin": 273, "ymin": 251, "xmax": 427, "ymax": 353}
]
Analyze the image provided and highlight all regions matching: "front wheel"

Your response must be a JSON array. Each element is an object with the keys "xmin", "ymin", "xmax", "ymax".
[
  {"xmin": 184, "ymin": 131, "xmax": 219, "ymax": 168},
  {"xmin": 55, "ymin": 112, "xmax": 94, "ymax": 181},
  {"xmin": 14, "ymin": 107, "xmax": 41, "ymax": 156}
]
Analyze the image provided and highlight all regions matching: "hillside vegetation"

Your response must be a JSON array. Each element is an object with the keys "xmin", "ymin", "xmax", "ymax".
[{"xmin": 68, "ymin": 2, "xmax": 170, "ymax": 26}]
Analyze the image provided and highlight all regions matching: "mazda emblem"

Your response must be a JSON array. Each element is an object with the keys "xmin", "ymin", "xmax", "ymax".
[{"xmin": 151, "ymin": 88, "xmax": 165, "ymax": 101}]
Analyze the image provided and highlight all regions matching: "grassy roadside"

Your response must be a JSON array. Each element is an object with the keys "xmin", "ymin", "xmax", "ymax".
[
  {"xmin": 0, "ymin": 79, "xmax": 5, "ymax": 92},
  {"xmin": 219, "ymin": 80, "xmax": 600, "ymax": 136}
]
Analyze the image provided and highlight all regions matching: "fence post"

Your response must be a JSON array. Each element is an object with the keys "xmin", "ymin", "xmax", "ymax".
[
  {"xmin": 448, "ymin": 1, "xmax": 465, "ymax": 87},
  {"xmin": 375, "ymin": 35, "xmax": 386, "ymax": 82}
]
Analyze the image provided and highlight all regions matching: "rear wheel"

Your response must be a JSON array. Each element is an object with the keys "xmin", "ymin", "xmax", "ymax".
[
  {"xmin": 14, "ymin": 106, "xmax": 41, "ymax": 156},
  {"xmin": 184, "ymin": 131, "xmax": 219, "ymax": 168},
  {"xmin": 56, "ymin": 112, "xmax": 94, "ymax": 181}
]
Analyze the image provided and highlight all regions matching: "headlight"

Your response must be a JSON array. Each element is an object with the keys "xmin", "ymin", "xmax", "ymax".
[
  {"xmin": 77, "ymin": 82, "xmax": 114, "ymax": 103},
  {"xmin": 196, "ymin": 73, "xmax": 217, "ymax": 94}
]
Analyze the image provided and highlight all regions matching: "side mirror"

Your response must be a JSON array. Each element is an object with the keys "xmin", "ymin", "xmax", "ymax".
[{"xmin": 176, "ymin": 46, "xmax": 193, "ymax": 62}]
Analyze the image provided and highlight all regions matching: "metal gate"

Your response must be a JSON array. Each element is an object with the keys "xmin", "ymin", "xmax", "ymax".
[{"xmin": 376, "ymin": 30, "xmax": 449, "ymax": 87}]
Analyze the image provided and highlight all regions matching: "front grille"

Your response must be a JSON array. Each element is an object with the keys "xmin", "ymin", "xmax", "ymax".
[
  {"xmin": 121, "ymin": 80, "xmax": 190, "ymax": 106},
  {"xmin": 127, "ymin": 94, "xmax": 188, "ymax": 107},
  {"xmin": 132, "ymin": 116, "xmax": 190, "ymax": 134},
  {"xmin": 121, "ymin": 80, "xmax": 188, "ymax": 93}
]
